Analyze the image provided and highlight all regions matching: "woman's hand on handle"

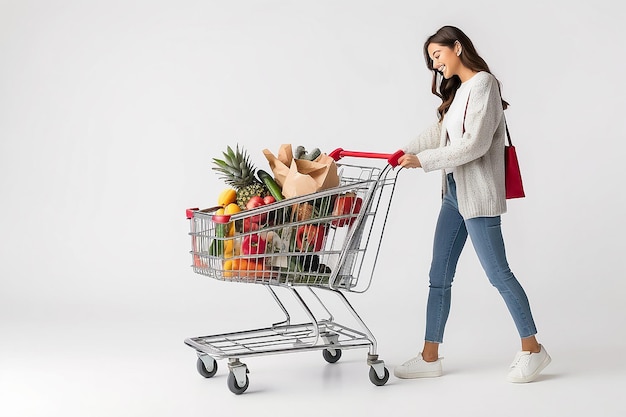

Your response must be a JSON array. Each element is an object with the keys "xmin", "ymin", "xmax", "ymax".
[{"xmin": 398, "ymin": 153, "xmax": 422, "ymax": 169}]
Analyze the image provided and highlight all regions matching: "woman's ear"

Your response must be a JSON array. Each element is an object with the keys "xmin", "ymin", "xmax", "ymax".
[{"xmin": 455, "ymin": 40, "xmax": 462, "ymax": 56}]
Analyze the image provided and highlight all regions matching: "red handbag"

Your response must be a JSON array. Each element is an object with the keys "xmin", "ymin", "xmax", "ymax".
[
  {"xmin": 504, "ymin": 122, "xmax": 525, "ymax": 199},
  {"xmin": 462, "ymin": 94, "xmax": 526, "ymax": 199}
]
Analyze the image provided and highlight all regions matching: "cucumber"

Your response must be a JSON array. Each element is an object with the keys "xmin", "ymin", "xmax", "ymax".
[
  {"xmin": 209, "ymin": 223, "xmax": 226, "ymax": 256},
  {"xmin": 257, "ymin": 169, "xmax": 284, "ymax": 201}
]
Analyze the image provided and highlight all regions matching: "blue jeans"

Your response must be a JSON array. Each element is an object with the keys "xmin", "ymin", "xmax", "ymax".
[{"xmin": 424, "ymin": 174, "xmax": 537, "ymax": 343}]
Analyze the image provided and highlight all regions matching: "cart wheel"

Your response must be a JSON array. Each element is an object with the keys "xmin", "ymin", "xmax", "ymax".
[
  {"xmin": 196, "ymin": 357, "xmax": 218, "ymax": 378},
  {"xmin": 369, "ymin": 366, "xmax": 389, "ymax": 386},
  {"xmin": 227, "ymin": 371, "xmax": 249, "ymax": 395},
  {"xmin": 322, "ymin": 348, "xmax": 342, "ymax": 363}
]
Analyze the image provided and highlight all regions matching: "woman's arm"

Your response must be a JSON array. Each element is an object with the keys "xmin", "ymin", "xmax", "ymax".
[{"xmin": 402, "ymin": 121, "xmax": 442, "ymax": 155}]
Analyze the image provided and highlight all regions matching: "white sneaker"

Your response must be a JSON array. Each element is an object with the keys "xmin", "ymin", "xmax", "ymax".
[
  {"xmin": 394, "ymin": 353, "xmax": 443, "ymax": 379},
  {"xmin": 507, "ymin": 345, "xmax": 551, "ymax": 383}
]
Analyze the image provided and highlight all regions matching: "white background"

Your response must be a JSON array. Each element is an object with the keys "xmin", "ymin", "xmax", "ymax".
[{"xmin": 1, "ymin": 1, "xmax": 625, "ymax": 416}]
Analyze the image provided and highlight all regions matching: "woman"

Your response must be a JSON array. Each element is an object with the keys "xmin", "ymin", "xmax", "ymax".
[{"xmin": 395, "ymin": 25, "xmax": 550, "ymax": 383}]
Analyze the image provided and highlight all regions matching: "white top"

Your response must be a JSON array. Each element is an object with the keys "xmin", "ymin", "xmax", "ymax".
[{"xmin": 442, "ymin": 76, "xmax": 477, "ymax": 174}]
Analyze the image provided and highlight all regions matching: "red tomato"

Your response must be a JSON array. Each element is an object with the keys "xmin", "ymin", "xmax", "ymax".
[
  {"xmin": 296, "ymin": 224, "xmax": 326, "ymax": 252},
  {"xmin": 242, "ymin": 218, "xmax": 260, "ymax": 232},
  {"xmin": 241, "ymin": 234, "xmax": 267, "ymax": 255},
  {"xmin": 331, "ymin": 195, "xmax": 363, "ymax": 227}
]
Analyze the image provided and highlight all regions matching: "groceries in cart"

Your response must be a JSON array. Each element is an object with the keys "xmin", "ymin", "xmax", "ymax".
[
  {"xmin": 190, "ymin": 144, "xmax": 366, "ymax": 286},
  {"xmin": 263, "ymin": 143, "xmax": 339, "ymax": 198}
]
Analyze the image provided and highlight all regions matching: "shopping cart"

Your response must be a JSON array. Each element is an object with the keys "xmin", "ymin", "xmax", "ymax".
[{"xmin": 184, "ymin": 148, "xmax": 404, "ymax": 394}]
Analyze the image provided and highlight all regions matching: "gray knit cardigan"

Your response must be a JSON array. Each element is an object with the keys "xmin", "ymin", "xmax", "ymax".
[{"xmin": 403, "ymin": 71, "xmax": 507, "ymax": 219}]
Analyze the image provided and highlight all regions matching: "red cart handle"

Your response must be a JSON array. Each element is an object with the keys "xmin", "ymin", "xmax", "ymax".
[
  {"xmin": 328, "ymin": 148, "xmax": 405, "ymax": 167},
  {"xmin": 185, "ymin": 206, "xmax": 225, "ymax": 219}
]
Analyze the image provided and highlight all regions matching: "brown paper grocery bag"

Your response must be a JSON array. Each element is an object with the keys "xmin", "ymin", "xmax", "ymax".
[
  {"xmin": 281, "ymin": 153, "xmax": 339, "ymax": 198},
  {"xmin": 262, "ymin": 144, "xmax": 293, "ymax": 187}
]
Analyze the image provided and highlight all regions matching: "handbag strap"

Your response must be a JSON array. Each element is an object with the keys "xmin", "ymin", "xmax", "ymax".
[{"xmin": 504, "ymin": 116, "xmax": 513, "ymax": 147}]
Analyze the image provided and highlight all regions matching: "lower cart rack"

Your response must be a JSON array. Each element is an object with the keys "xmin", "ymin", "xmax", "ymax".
[
  {"xmin": 186, "ymin": 320, "xmax": 374, "ymax": 360},
  {"xmin": 186, "ymin": 284, "xmax": 390, "ymax": 394}
]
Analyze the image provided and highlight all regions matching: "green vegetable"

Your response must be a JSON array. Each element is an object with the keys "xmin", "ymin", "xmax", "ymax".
[
  {"xmin": 314, "ymin": 194, "xmax": 334, "ymax": 217},
  {"xmin": 302, "ymin": 147, "xmax": 321, "ymax": 161},
  {"xmin": 294, "ymin": 145, "xmax": 306, "ymax": 159},
  {"xmin": 209, "ymin": 223, "xmax": 226, "ymax": 256},
  {"xmin": 294, "ymin": 145, "xmax": 321, "ymax": 161},
  {"xmin": 257, "ymin": 169, "xmax": 284, "ymax": 201}
]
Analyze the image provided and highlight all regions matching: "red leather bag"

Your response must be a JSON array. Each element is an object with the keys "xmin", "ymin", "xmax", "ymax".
[{"xmin": 504, "ymin": 123, "xmax": 525, "ymax": 199}]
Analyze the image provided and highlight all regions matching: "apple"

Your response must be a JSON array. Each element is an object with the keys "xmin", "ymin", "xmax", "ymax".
[
  {"xmin": 263, "ymin": 195, "xmax": 276, "ymax": 205},
  {"xmin": 242, "ymin": 218, "xmax": 260, "ymax": 232},
  {"xmin": 246, "ymin": 195, "xmax": 265, "ymax": 210},
  {"xmin": 246, "ymin": 195, "xmax": 267, "ymax": 223}
]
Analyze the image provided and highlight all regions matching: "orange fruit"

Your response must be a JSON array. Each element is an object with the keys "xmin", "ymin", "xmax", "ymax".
[
  {"xmin": 218, "ymin": 188, "xmax": 237, "ymax": 206},
  {"xmin": 244, "ymin": 259, "xmax": 265, "ymax": 278},
  {"xmin": 223, "ymin": 239, "xmax": 235, "ymax": 258},
  {"xmin": 222, "ymin": 259, "xmax": 233, "ymax": 278},
  {"xmin": 224, "ymin": 203, "xmax": 241, "ymax": 215},
  {"xmin": 230, "ymin": 258, "xmax": 248, "ymax": 274},
  {"xmin": 237, "ymin": 259, "xmax": 248, "ymax": 270}
]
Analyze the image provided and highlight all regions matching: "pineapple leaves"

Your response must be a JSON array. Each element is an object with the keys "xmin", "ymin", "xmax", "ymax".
[
  {"xmin": 211, "ymin": 143, "xmax": 262, "ymax": 189},
  {"xmin": 221, "ymin": 149, "xmax": 235, "ymax": 168},
  {"xmin": 211, "ymin": 159, "xmax": 240, "ymax": 178},
  {"xmin": 240, "ymin": 161, "xmax": 250, "ymax": 180}
]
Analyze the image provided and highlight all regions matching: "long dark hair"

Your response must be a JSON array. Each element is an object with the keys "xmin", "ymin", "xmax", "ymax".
[{"xmin": 423, "ymin": 26, "xmax": 508, "ymax": 120}]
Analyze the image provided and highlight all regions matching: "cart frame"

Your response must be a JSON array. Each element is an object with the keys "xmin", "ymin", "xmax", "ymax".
[{"xmin": 184, "ymin": 149, "xmax": 404, "ymax": 394}]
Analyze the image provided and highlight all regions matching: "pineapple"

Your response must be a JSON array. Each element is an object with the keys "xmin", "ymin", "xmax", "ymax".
[{"xmin": 212, "ymin": 144, "xmax": 269, "ymax": 209}]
